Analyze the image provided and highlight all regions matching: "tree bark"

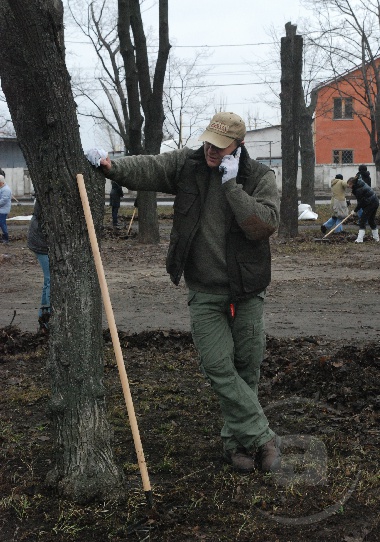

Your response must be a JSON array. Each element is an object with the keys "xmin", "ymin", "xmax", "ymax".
[
  {"xmin": 300, "ymin": 89, "xmax": 317, "ymax": 209},
  {"xmin": 279, "ymin": 23, "xmax": 303, "ymax": 238},
  {"xmin": 0, "ymin": 0, "xmax": 124, "ymax": 502}
]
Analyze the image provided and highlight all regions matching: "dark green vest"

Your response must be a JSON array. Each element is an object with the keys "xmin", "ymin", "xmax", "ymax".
[{"xmin": 166, "ymin": 146, "xmax": 273, "ymax": 300}]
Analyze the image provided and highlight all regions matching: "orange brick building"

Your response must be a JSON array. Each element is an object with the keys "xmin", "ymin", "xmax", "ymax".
[{"xmin": 314, "ymin": 63, "xmax": 377, "ymax": 165}]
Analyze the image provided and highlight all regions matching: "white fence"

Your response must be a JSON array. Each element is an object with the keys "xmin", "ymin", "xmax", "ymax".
[{"xmin": 271, "ymin": 163, "xmax": 377, "ymax": 192}]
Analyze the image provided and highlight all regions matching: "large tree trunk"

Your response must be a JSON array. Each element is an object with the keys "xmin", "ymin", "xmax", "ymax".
[
  {"xmin": 279, "ymin": 23, "xmax": 303, "ymax": 238},
  {"xmin": 0, "ymin": 0, "xmax": 124, "ymax": 502}
]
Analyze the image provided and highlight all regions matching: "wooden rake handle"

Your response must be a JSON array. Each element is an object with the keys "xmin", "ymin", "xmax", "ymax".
[
  {"xmin": 322, "ymin": 210, "xmax": 355, "ymax": 239},
  {"xmin": 76, "ymin": 174, "xmax": 152, "ymax": 504},
  {"xmin": 127, "ymin": 207, "xmax": 137, "ymax": 236}
]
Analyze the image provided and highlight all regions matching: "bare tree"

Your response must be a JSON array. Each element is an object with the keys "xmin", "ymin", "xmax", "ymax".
[
  {"xmin": 67, "ymin": 1, "xmax": 129, "ymax": 147},
  {"xmin": 68, "ymin": 0, "xmax": 171, "ymax": 243},
  {"xmin": 163, "ymin": 50, "xmax": 214, "ymax": 148},
  {"xmin": 303, "ymin": 0, "xmax": 380, "ymax": 184},
  {"xmin": 117, "ymin": 0, "xmax": 170, "ymax": 243},
  {"xmin": 212, "ymin": 94, "xmax": 229, "ymax": 114},
  {"xmin": 0, "ymin": 0, "xmax": 124, "ymax": 502},
  {"xmin": 251, "ymin": 23, "xmax": 331, "ymax": 209}
]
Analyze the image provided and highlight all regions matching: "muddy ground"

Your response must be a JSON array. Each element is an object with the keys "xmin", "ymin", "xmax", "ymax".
[
  {"xmin": 0, "ymin": 208, "xmax": 379, "ymax": 541},
  {"xmin": 2, "ymin": 212, "xmax": 380, "ymax": 341}
]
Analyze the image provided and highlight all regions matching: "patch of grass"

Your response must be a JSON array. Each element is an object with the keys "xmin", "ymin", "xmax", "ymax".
[
  {"xmin": 0, "ymin": 420, "xmax": 25, "ymax": 452},
  {"xmin": 0, "ymin": 491, "xmax": 32, "ymax": 521},
  {"xmin": 4, "ymin": 382, "xmax": 49, "ymax": 405},
  {"xmin": 51, "ymin": 504, "xmax": 86, "ymax": 536}
]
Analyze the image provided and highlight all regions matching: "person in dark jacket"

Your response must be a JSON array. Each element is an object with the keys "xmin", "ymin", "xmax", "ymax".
[
  {"xmin": 27, "ymin": 199, "xmax": 50, "ymax": 332},
  {"xmin": 347, "ymin": 175, "xmax": 379, "ymax": 243},
  {"xmin": 109, "ymin": 181, "xmax": 124, "ymax": 226},
  {"xmin": 86, "ymin": 112, "xmax": 281, "ymax": 474},
  {"xmin": 357, "ymin": 164, "xmax": 371, "ymax": 186},
  {"xmin": 355, "ymin": 165, "xmax": 372, "ymax": 223}
]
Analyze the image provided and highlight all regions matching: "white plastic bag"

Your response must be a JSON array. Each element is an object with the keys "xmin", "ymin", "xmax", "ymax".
[{"xmin": 298, "ymin": 203, "xmax": 318, "ymax": 220}]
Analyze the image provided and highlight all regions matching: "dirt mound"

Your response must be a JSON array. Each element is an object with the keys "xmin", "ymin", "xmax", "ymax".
[
  {"xmin": 1, "ymin": 327, "xmax": 379, "ymax": 541},
  {"xmin": 264, "ymin": 335, "xmax": 380, "ymax": 413},
  {"xmin": 0, "ymin": 325, "xmax": 48, "ymax": 360},
  {"xmin": 103, "ymin": 327, "xmax": 193, "ymax": 351}
]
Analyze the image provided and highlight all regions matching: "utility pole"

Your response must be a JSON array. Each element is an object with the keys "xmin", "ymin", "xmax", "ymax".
[{"xmin": 255, "ymin": 141, "xmax": 274, "ymax": 166}]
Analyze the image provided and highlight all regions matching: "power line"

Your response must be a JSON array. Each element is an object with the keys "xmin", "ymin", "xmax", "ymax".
[
  {"xmin": 173, "ymin": 42, "xmax": 275, "ymax": 48},
  {"xmin": 75, "ymin": 81, "xmax": 279, "ymax": 92},
  {"xmin": 66, "ymin": 40, "xmax": 275, "ymax": 47}
]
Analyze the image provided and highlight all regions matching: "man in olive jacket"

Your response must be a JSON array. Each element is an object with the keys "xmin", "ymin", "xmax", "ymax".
[{"xmin": 96, "ymin": 112, "xmax": 281, "ymax": 473}]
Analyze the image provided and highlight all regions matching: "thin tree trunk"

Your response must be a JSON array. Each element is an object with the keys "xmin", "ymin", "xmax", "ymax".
[
  {"xmin": 300, "ymin": 90, "xmax": 317, "ymax": 209},
  {"xmin": 118, "ymin": 0, "xmax": 165, "ymax": 244},
  {"xmin": 0, "ymin": 0, "xmax": 124, "ymax": 502},
  {"xmin": 374, "ymin": 92, "xmax": 380, "ymax": 189}
]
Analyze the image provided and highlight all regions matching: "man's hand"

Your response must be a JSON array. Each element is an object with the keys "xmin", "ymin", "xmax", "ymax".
[
  {"xmin": 85, "ymin": 148, "xmax": 108, "ymax": 167},
  {"xmin": 100, "ymin": 156, "xmax": 112, "ymax": 173},
  {"xmin": 219, "ymin": 147, "xmax": 241, "ymax": 183}
]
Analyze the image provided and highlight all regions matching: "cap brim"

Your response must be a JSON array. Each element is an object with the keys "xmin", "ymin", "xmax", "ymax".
[{"xmin": 198, "ymin": 129, "xmax": 235, "ymax": 149}]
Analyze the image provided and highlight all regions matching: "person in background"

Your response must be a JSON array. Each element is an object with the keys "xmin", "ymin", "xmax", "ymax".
[
  {"xmin": 110, "ymin": 180, "xmax": 124, "ymax": 227},
  {"xmin": 355, "ymin": 165, "xmax": 371, "ymax": 223},
  {"xmin": 87, "ymin": 112, "xmax": 282, "ymax": 474},
  {"xmin": 0, "ymin": 175, "xmax": 11, "ymax": 244},
  {"xmin": 27, "ymin": 198, "xmax": 51, "ymax": 332},
  {"xmin": 357, "ymin": 164, "xmax": 371, "ymax": 186},
  {"xmin": 347, "ymin": 175, "xmax": 379, "ymax": 243},
  {"xmin": 321, "ymin": 173, "xmax": 349, "ymax": 235}
]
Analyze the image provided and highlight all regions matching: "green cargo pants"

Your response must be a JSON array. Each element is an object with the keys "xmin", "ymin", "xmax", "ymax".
[{"xmin": 188, "ymin": 290, "xmax": 274, "ymax": 452}]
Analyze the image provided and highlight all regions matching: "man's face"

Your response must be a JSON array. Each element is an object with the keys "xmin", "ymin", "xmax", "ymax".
[{"xmin": 203, "ymin": 140, "xmax": 239, "ymax": 168}]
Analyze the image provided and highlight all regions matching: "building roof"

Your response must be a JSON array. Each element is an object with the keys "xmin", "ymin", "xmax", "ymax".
[{"xmin": 313, "ymin": 56, "xmax": 380, "ymax": 92}]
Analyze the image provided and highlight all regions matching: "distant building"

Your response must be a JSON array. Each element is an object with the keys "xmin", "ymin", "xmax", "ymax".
[
  {"xmin": 0, "ymin": 137, "xmax": 31, "ymax": 196},
  {"xmin": 244, "ymin": 125, "xmax": 282, "ymax": 166},
  {"xmin": 313, "ymin": 60, "xmax": 380, "ymax": 166},
  {"xmin": 160, "ymin": 126, "xmax": 283, "ymax": 167}
]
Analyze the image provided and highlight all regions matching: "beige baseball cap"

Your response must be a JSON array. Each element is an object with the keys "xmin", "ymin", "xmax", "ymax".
[{"xmin": 199, "ymin": 112, "xmax": 246, "ymax": 149}]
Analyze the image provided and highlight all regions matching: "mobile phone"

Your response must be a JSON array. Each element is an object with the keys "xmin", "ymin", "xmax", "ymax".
[{"xmin": 232, "ymin": 145, "xmax": 241, "ymax": 157}]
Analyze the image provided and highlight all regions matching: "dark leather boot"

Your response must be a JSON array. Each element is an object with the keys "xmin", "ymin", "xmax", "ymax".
[
  {"xmin": 224, "ymin": 447, "xmax": 255, "ymax": 473},
  {"xmin": 256, "ymin": 435, "xmax": 282, "ymax": 472}
]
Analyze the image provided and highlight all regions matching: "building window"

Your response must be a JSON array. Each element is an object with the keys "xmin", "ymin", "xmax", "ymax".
[
  {"xmin": 333, "ymin": 97, "xmax": 353, "ymax": 119},
  {"xmin": 333, "ymin": 149, "xmax": 353, "ymax": 164}
]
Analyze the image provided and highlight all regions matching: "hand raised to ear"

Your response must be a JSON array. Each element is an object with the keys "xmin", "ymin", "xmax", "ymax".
[{"xmin": 219, "ymin": 146, "xmax": 241, "ymax": 183}]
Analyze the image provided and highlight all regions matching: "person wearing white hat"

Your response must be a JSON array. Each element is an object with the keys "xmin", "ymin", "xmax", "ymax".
[{"xmin": 87, "ymin": 112, "xmax": 281, "ymax": 473}]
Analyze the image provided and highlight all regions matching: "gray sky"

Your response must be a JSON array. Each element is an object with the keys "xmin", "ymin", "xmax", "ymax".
[{"xmin": 65, "ymin": 0, "xmax": 312, "ymax": 149}]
